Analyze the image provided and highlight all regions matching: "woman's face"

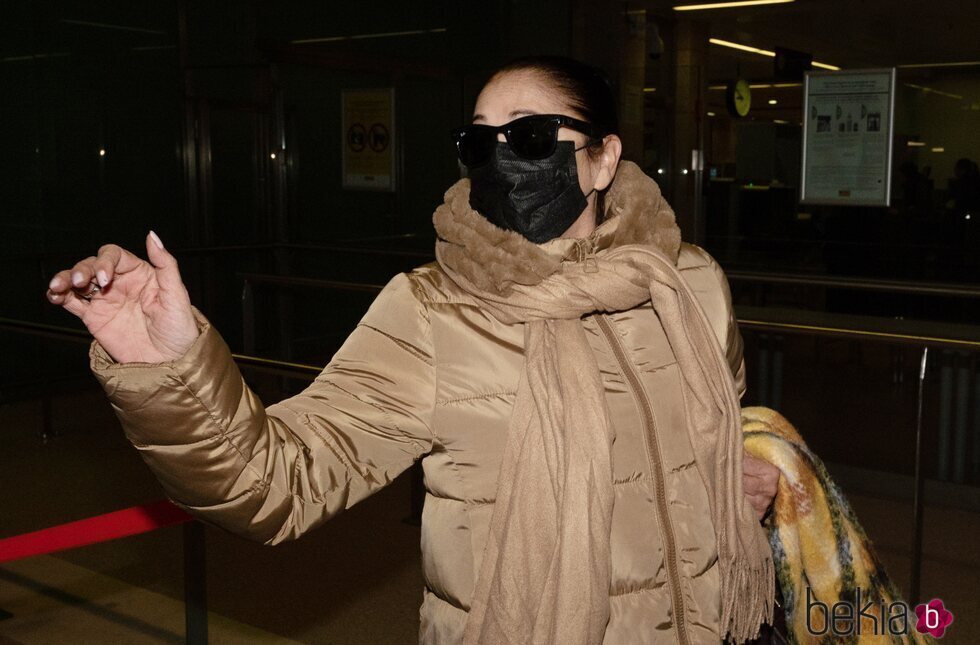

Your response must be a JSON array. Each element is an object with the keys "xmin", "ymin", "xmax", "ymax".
[{"xmin": 472, "ymin": 70, "xmax": 621, "ymax": 239}]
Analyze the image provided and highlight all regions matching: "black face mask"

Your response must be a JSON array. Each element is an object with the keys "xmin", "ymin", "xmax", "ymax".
[{"xmin": 467, "ymin": 141, "xmax": 594, "ymax": 244}]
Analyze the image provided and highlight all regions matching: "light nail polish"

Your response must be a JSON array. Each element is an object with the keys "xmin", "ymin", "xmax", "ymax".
[{"xmin": 149, "ymin": 230, "xmax": 164, "ymax": 250}]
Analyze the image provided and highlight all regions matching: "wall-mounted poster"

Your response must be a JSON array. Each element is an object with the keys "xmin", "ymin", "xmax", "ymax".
[
  {"xmin": 801, "ymin": 68, "xmax": 895, "ymax": 206},
  {"xmin": 342, "ymin": 88, "xmax": 396, "ymax": 191}
]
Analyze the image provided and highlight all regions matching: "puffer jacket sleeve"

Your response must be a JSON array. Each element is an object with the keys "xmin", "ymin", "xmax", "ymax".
[{"xmin": 88, "ymin": 272, "xmax": 434, "ymax": 545}]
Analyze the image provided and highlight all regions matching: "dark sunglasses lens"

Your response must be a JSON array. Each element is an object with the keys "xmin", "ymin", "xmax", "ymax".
[
  {"xmin": 455, "ymin": 127, "xmax": 496, "ymax": 167},
  {"xmin": 507, "ymin": 117, "xmax": 558, "ymax": 159}
]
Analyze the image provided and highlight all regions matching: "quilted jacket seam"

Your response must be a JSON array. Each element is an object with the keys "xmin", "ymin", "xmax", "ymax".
[
  {"xmin": 437, "ymin": 390, "xmax": 517, "ymax": 406},
  {"xmin": 170, "ymin": 371, "xmax": 292, "ymax": 501}
]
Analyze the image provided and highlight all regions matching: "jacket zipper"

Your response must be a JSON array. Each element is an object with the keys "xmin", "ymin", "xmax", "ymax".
[{"xmin": 595, "ymin": 314, "xmax": 691, "ymax": 645}]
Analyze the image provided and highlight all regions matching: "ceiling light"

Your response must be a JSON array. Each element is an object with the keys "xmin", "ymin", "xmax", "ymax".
[
  {"xmin": 904, "ymin": 83, "xmax": 963, "ymax": 100},
  {"xmin": 643, "ymin": 87, "xmax": 657, "ymax": 93},
  {"xmin": 292, "ymin": 28, "xmax": 447, "ymax": 44},
  {"xmin": 768, "ymin": 99, "xmax": 778, "ymax": 105},
  {"xmin": 907, "ymin": 141, "xmax": 926, "ymax": 147},
  {"xmin": 709, "ymin": 38, "xmax": 840, "ymax": 69},
  {"xmin": 707, "ymin": 111, "xmax": 716, "ymax": 116},
  {"xmin": 709, "ymin": 38, "xmax": 775, "ymax": 57},
  {"xmin": 898, "ymin": 61, "xmax": 980, "ymax": 69},
  {"xmin": 61, "ymin": 19, "xmax": 166, "ymax": 35},
  {"xmin": 2, "ymin": 52, "xmax": 70, "ymax": 62},
  {"xmin": 675, "ymin": 0, "xmax": 793, "ymax": 10},
  {"xmin": 931, "ymin": 147, "xmax": 945, "ymax": 153},
  {"xmin": 99, "ymin": 149, "xmax": 106, "ymax": 157}
]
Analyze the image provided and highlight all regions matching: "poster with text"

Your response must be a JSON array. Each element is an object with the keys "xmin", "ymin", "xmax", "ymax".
[
  {"xmin": 342, "ymin": 89, "xmax": 396, "ymax": 191},
  {"xmin": 801, "ymin": 69, "xmax": 895, "ymax": 206}
]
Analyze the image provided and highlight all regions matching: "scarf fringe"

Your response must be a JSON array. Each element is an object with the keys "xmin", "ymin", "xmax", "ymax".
[{"xmin": 720, "ymin": 550, "xmax": 776, "ymax": 644}]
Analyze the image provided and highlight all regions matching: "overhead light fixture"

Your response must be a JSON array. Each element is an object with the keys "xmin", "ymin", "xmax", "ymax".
[
  {"xmin": 768, "ymin": 99, "xmax": 778, "ymax": 105},
  {"xmin": 898, "ymin": 61, "xmax": 980, "ymax": 69},
  {"xmin": 2, "ymin": 52, "xmax": 70, "ymax": 62},
  {"xmin": 709, "ymin": 38, "xmax": 839, "ymax": 70},
  {"xmin": 709, "ymin": 38, "xmax": 775, "ymax": 57},
  {"xmin": 712, "ymin": 82, "xmax": 801, "ymax": 90},
  {"xmin": 99, "ymin": 149, "xmax": 106, "ymax": 157},
  {"xmin": 292, "ymin": 27, "xmax": 447, "ymax": 44},
  {"xmin": 931, "ymin": 147, "xmax": 945, "ymax": 153},
  {"xmin": 904, "ymin": 83, "xmax": 963, "ymax": 100},
  {"xmin": 707, "ymin": 111, "xmax": 716, "ymax": 116},
  {"xmin": 675, "ymin": 0, "xmax": 794, "ymax": 10},
  {"xmin": 907, "ymin": 141, "xmax": 926, "ymax": 147},
  {"xmin": 61, "ymin": 19, "xmax": 166, "ymax": 35},
  {"xmin": 643, "ymin": 87, "xmax": 657, "ymax": 93}
]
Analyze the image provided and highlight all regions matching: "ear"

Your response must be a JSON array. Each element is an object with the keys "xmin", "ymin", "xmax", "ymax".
[{"xmin": 592, "ymin": 135, "xmax": 623, "ymax": 192}]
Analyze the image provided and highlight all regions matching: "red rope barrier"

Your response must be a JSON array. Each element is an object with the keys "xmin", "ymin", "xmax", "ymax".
[{"xmin": 0, "ymin": 500, "xmax": 193, "ymax": 564}]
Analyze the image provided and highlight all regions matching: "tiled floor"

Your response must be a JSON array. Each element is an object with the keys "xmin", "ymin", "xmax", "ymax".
[{"xmin": 1, "ymin": 385, "xmax": 977, "ymax": 644}]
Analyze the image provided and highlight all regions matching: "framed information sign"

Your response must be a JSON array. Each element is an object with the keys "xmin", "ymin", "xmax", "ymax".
[
  {"xmin": 342, "ymin": 88, "xmax": 396, "ymax": 191},
  {"xmin": 801, "ymin": 68, "xmax": 896, "ymax": 206}
]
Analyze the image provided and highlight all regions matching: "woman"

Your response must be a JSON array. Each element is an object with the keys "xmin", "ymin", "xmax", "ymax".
[{"xmin": 46, "ymin": 56, "xmax": 779, "ymax": 644}]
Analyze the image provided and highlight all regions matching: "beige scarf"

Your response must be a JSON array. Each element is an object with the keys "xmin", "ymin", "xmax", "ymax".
[{"xmin": 433, "ymin": 161, "xmax": 774, "ymax": 644}]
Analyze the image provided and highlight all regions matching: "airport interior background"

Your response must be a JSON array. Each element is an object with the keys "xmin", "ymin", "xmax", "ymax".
[{"xmin": 2, "ymin": 0, "xmax": 979, "ymax": 642}]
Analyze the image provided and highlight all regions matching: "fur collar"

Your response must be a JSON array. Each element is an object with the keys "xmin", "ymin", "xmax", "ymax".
[{"xmin": 433, "ymin": 160, "xmax": 682, "ymax": 294}]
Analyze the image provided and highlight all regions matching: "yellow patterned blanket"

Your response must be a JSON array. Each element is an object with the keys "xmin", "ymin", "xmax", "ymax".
[{"xmin": 742, "ymin": 407, "xmax": 938, "ymax": 644}]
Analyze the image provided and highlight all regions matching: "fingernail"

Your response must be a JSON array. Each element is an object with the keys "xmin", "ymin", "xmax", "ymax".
[
  {"xmin": 149, "ymin": 230, "xmax": 164, "ymax": 250},
  {"xmin": 97, "ymin": 270, "xmax": 108, "ymax": 287},
  {"xmin": 72, "ymin": 271, "xmax": 84, "ymax": 286},
  {"xmin": 49, "ymin": 277, "xmax": 60, "ymax": 290}
]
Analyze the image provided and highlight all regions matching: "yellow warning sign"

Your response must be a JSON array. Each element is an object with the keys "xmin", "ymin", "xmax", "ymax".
[{"xmin": 342, "ymin": 89, "xmax": 395, "ymax": 191}]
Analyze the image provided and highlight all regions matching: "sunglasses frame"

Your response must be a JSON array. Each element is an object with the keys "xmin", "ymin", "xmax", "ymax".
[{"xmin": 451, "ymin": 113, "xmax": 604, "ymax": 168}]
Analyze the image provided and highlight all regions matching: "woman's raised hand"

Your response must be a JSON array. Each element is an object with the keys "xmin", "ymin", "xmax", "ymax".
[{"xmin": 45, "ymin": 231, "xmax": 200, "ymax": 364}]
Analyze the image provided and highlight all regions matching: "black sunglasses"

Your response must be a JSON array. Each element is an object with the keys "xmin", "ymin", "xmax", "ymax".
[{"xmin": 451, "ymin": 113, "xmax": 603, "ymax": 168}]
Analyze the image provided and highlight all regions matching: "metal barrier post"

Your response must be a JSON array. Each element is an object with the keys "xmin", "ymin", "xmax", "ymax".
[
  {"xmin": 242, "ymin": 279, "xmax": 255, "ymax": 355},
  {"xmin": 909, "ymin": 347, "xmax": 928, "ymax": 607},
  {"xmin": 183, "ymin": 521, "xmax": 208, "ymax": 644}
]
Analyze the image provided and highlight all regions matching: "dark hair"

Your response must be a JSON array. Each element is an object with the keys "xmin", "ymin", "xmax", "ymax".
[{"xmin": 490, "ymin": 55, "xmax": 619, "ymax": 224}]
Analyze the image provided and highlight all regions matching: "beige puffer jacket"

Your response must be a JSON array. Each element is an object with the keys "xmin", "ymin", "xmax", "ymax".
[{"xmin": 90, "ymin": 195, "xmax": 745, "ymax": 645}]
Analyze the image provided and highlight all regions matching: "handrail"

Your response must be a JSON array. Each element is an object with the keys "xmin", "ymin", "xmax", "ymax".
[
  {"xmin": 737, "ymin": 319, "xmax": 980, "ymax": 350},
  {"xmin": 6, "ymin": 308, "xmax": 980, "ymax": 360},
  {"xmin": 239, "ymin": 273, "xmax": 385, "ymax": 293},
  {"xmin": 0, "ymin": 317, "xmax": 323, "ymax": 378},
  {"xmin": 728, "ymin": 270, "xmax": 980, "ymax": 299},
  {"xmin": 12, "ymin": 241, "xmax": 980, "ymax": 296}
]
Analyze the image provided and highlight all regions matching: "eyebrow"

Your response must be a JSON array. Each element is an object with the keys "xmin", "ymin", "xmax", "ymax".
[{"xmin": 471, "ymin": 108, "xmax": 540, "ymax": 123}]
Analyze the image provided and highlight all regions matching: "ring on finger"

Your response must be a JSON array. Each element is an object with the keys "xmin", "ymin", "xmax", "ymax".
[{"xmin": 80, "ymin": 282, "xmax": 102, "ymax": 300}]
